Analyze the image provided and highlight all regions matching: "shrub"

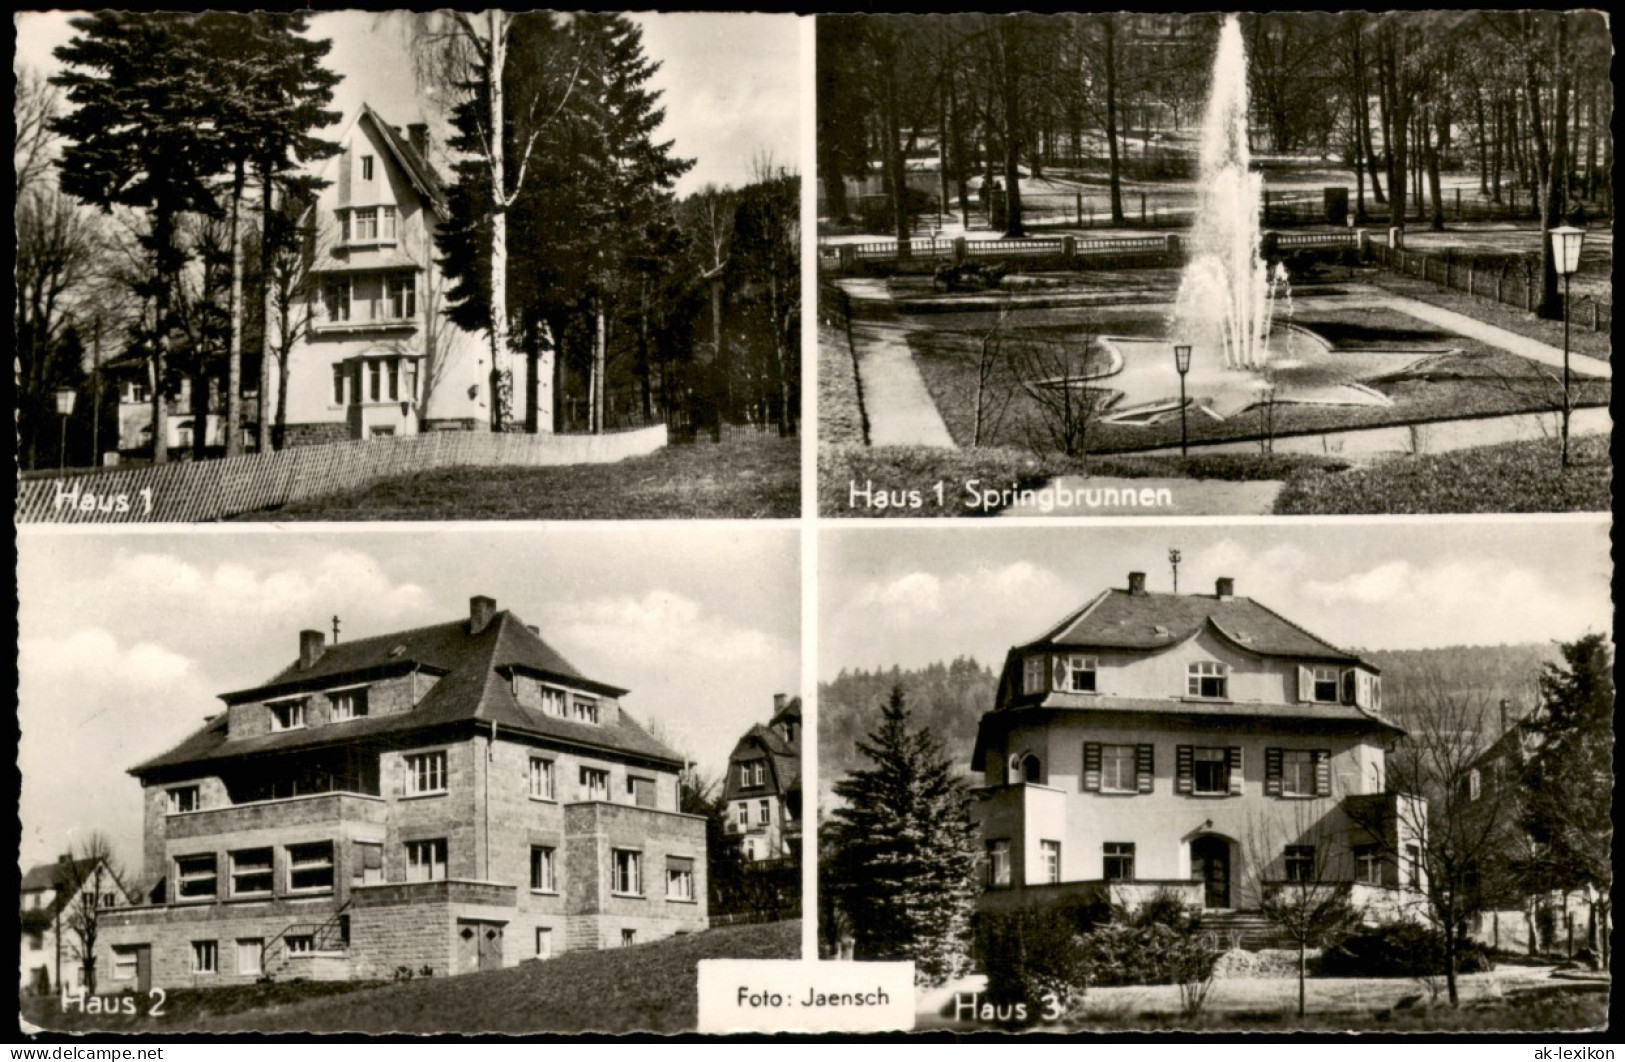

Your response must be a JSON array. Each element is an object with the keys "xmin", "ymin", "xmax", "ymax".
[
  {"xmin": 1079, "ymin": 893, "xmax": 1221, "ymax": 989},
  {"xmin": 976, "ymin": 906, "xmax": 1090, "ymax": 1022},
  {"xmin": 1318, "ymin": 923, "xmax": 1494, "ymax": 979}
]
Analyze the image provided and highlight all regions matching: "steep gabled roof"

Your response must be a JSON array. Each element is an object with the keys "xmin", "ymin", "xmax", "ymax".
[
  {"xmin": 134, "ymin": 610, "xmax": 680, "ymax": 777},
  {"xmin": 1025, "ymin": 588, "xmax": 1372, "ymax": 667},
  {"xmin": 360, "ymin": 104, "xmax": 447, "ymax": 214},
  {"xmin": 19, "ymin": 857, "xmax": 135, "ymax": 925},
  {"xmin": 722, "ymin": 697, "xmax": 802, "ymax": 804}
]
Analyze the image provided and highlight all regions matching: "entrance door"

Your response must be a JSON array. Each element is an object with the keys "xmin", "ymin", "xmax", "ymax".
[
  {"xmin": 1190, "ymin": 835, "xmax": 1230, "ymax": 909},
  {"xmin": 134, "ymin": 945, "xmax": 152, "ymax": 996},
  {"xmin": 477, "ymin": 923, "xmax": 504, "ymax": 971}
]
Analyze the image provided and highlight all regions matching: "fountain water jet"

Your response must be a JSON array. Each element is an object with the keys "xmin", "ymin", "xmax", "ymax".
[{"xmin": 1173, "ymin": 14, "xmax": 1276, "ymax": 372}]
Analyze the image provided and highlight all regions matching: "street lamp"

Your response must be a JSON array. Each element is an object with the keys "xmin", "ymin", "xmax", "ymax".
[
  {"xmin": 1551, "ymin": 226, "xmax": 1584, "ymax": 468},
  {"xmin": 54, "ymin": 387, "xmax": 77, "ymax": 472},
  {"xmin": 1173, "ymin": 344, "xmax": 1192, "ymax": 458}
]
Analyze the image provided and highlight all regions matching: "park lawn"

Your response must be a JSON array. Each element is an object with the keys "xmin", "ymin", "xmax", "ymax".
[
  {"xmin": 240, "ymin": 432, "xmax": 799, "ymax": 520},
  {"xmin": 1360, "ymin": 268, "xmax": 1612, "ymax": 364},
  {"xmin": 904, "ymin": 314, "xmax": 1609, "ymax": 456},
  {"xmin": 820, "ymin": 442, "xmax": 1347, "ymax": 518},
  {"xmin": 1275, "ymin": 434, "xmax": 1611, "ymax": 514},
  {"xmin": 819, "ymin": 322, "xmax": 868, "ymax": 446}
]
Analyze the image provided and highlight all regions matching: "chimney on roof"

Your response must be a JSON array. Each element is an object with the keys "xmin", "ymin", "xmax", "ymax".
[
  {"xmin": 408, "ymin": 122, "xmax": 430, "ymax": 158},
  {"xmin": 1127, "ymin": 571, "xmax": 1147, "ymax": 596},
  {"xmin": 299, "ymin": 629, "xmax": 326, "ymax": 670},
  {"xmin": 470, "ymin": 595, "xmax": 497, "ymax": 636},
  {"xmin": 1215, "ymin": 577, "xmax": 1235, "ymax": 599},
  {"xmin": 773, "ymin": 693, "xmax": 787, "ymax": 712}
]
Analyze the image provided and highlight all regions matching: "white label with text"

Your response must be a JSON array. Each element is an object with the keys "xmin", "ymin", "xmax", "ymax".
[{"xmin": 696, "ymin": 959, "xmax": 915, "ymax": 1034}]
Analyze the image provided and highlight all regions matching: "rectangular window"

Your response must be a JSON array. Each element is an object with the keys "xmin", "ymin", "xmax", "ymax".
[
  {"xmin": 332, "ymin": 364, "xmax": 348, "ymax": 405},
  {"xmin": 573, "ymin": 697, "xmax": 600, "ymax": 724},
  {"xmin": 539, "ymin": 687, "xmax": 566, "ymax": 717},
  {"xmin": 387, "ymin": 359, "xmax": 400, "ymax": 401},
  {"xmin": 405, "ymin": 751, "xmax": 447, "ymax": 795},
  {"xmin": 330, "ymin": 688, "xmax": 367, "ymax": 721},
  {"xmin": 323, "ymin": 279, "xmax": 350, "ymax": 323},
  {"xmin": 380, "ymin": 205, "xmax": 397, "ymax": 239},
  {"xmin": 1312, "ymin": 667, "xmax": 1340, "ymax": 703},
  {"xmin": 353, "ymin": 207, "xmax": 378, "ymax": 240},
  {"xmin": 535, "ymin": 927, "xmax": 553, "ymax": 959},
  {"xmin": 269, "ymin": 699, "xmax": 307, "ymax": 732},
  {"xmin": 176, "ymin": 854, "xmax": 218, "ymax": 900},
  {"xmin": 987, "ymin": 839, "xmax": 1011, "ymax": 888},
  {"xmin": 612, "ymin": 849, "xmax": 642, "ymax": 896},
  {"xmin": 1041, "ymin": 840, "xmax": 1062, "ymax": 884},
  {"xmin": 191, "ymin": 940, "xmax": 218, "ymax": 975},
  {"xmin": 757, "ymin": 798, "xmax": 771, "ymax": 825},
  {"xmin": 621, "ymin": 929, "xmax": 637, "ymax": 947},
  {"xmin": 529, "ymin": 846, "xmax": 556, "ymax": 892},
  {"xmin": 1063, "ymin": 655, "xmax": 1098, "ymax": 692},
  {"xmin": 388, "ymin": 274, "xmax": 416, "ymax": 319},
  {"xmin": 112, "ymin": 948, "xmax": 138, "ymax": 982},
  {"xmin": 1284, "ymin": 845, "xmax": 1316, "ymax": 882},
  {"xmin": 1354, "ymin": 845, "xmax": 1384, "ymax": 885},
  {"xmin": 1022, "ymin": 656, "xmax": 1046, "ymax": 694},
  {"xmin": 229, "ymin": 849, "xmax": 273, "ymax": 898},
  {"xmin": 529, "ymin": 757, "xmax": 555, "ymax": 800},
  {"xmin": 285, "ymin": 934, "xmax": 314, "ymax": 955},
  {"xmin": 167, "ymin": 786, "xmax": 200, "ymax": 814},
  {"xmin": 287, "ymin": 842, "xmax": 334, "ymax": 892},
  {"xmin": 406, "ymin": 839, "xmax": 448, "ymax": 883},
  {"xmin": 1100, "ymin": 745, "xmax": 1136, "ymax": 793},
  {"xmin": 1187, "ymin": 662, "xmax": 1229, "ymax": 699},
  {"xmin": 1281, "ymin": 750, "xmax": 1315, "ymax": 797},
  {"xmin": 752, "ymin": 762, "xmax": 765, "ymax": 786},
  {"xmin": 735, "ymin": 803, "xmax": 749, "ymax": 827},
  {"xmin": 1103, "ymin": 842, "xmax": 1136, "ymax": 882},
  {"xmin": 236, "ymin": 939, "xmax": 263, "ymax": 976},
  {"xmin": 1405, "ymin": 844, "xmax": 1422, "ymax": 888},
  {"xmin": 1192, "ymin": 747, "xmax": 1230, "ymax": 795},
  {"xmin": 580, "ymin": 767, "xmax": 609, "ymax": 802},
  {"xmin": 368, "ymin": 360, "xmax": 381, "ymax": 402},
  {"xmin": 360, "ymin": 155, "xmax": 374, "ymax": 181},
  {"xmin": 667, "ymin": 857, "xmax": 695, "ymax": 901}
]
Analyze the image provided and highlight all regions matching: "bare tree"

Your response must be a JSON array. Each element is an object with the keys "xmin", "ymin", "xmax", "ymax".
[
  {"xmin": 969, "ymin": 301, "xmax": 1017, "ymax": 446},
  {"xmin": 57, "ymin": 834, "xmax": 128, "ymax": 997},
  {"xmin": 1011, "ymin": 323, "xmax": 1108, "ymax": 464},
  {"xmin": 1242, "ymin": 801, "xmax": 1365, "ymax": 1018},
  {"xmin": 1349, "ymin": 675, "xmax": 1523, "ymax": 1006}
]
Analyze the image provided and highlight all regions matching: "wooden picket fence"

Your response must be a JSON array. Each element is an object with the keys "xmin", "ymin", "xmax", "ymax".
[{"xmin": 17, "ymin": 425, "xmax": 668, "ymax": 524}]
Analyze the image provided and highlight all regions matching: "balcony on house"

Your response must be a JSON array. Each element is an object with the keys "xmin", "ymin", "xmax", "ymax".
[{"xmin": 164, "ymin": 749, "xmax": 384, "ymax": 842}]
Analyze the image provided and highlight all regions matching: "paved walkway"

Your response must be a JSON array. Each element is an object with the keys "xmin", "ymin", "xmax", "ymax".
[
  {"xmin": 837, "ymin": 280, "xmax": 956, "ymax": 448},
  {"xmin": 992, "ymin": 476, "xmax": 1283, "ymax": 517}
]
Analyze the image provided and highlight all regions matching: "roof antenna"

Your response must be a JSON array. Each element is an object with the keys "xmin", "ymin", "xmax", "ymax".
[
  {"xmin": 331, "ymin": 615, "xmax": 342, "ymax": 644},
  {"xmin": 1168, "ymin": 548, "xmax": 1182, "ymax": 593}
]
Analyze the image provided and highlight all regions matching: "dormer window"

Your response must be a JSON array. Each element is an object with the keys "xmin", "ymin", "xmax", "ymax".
[
  {"xmin": 1061, "ymin": 655, "xmax": 1098, "ymax": 693},
  {"xmin": 167, "ymin": 786, "xmax": 200, "ymax": 814},
  {"xmin": 269, "ymin": 698, "xmax": 308, "ymax": 732},
  {"xmin": 572, "ymin": 697, "xmax": 599, "ymax": 725},
  {"xmin": 330, "ymin": 688, "xmax": 368, "ymax": 721},
  {"xmin": 1310, "ymin": 667, "xmax": 1340, "ymax": 704},
  {"xmin": 1022, "ymin": 656, "xmax": 1046, "ymax": 694},
  {"xmin": 1187, "ymin": 662, "xmax": 1228, "ymax": 699},
  {"xmin": 741, "ymin": 761, "xmax": 765, "ymax": 787},
  {"xmin": 538, "ymin": 686, "xmax": 566, "ymax": 718}
]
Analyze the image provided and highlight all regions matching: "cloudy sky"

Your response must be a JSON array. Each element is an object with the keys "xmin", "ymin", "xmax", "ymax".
[
  {"xmin": 821, "ymin": 519, "xmax": 1614, "ymax": 680},
  {"xmin": 18, "ymin": 526, "xmax": 800, "ymax": 873},
  {"xmin": 14, "ymin": 11, "xmax": 802, "ymax": 196}
]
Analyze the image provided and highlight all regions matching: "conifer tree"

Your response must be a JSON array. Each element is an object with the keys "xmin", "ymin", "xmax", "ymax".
[{"xmin": 826, "ymin": 686, "xmax": 980, "ymax": 986}]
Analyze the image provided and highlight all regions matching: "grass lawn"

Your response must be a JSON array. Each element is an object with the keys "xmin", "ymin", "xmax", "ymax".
[
  {"xmin": 819, "ymin": 321, "xmax": 868, "ymax": 446},
  {"xmin": 820, "ymin": 442, "xmax": 1347, "ymax": 517},
  {"xmin": 239, "ymin": 432, "xmax": 799, "ymax": 520},
  {"xmin": 23, "ymin": 921, "xmax": 800, "ymax": 1035},
  {"xmin": 20, "ymin": 979, "xmax": 378, "ymax": 1034},
  {"xmin": 1275, "ymin": 434, "xmax": 1611, "ymax": 514},
  {"xmin": 904, "ymin": 306, "xmax": 1608, "ymax": 456}
]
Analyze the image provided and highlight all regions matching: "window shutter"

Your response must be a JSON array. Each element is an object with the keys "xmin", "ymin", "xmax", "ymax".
[
  {"xmin": 1082, "ymin": 743, "xmax": 1102, "ymax": 791},
  {"xmin": 1371, "ymin": 676, "xmax": 1383, "ymax": 713},
  {"xmin": 1353, "ymin": 672, "xmax": 1371, "ymax": 709},
  {"xmin": 1265, "ymin": 747, "xmax": 1283, "ymax": 796},
  {"xmin": 1227, "ymin": 747, "xmax": 1244, "ymax": 795},
  {"xmin": 1135, "ymin": 745, "xmax": 1154, "ymax": 793},
  {"xmin": 1341, "ymin": 668, "xmax": 1357, "ymax": 704},
  {"xmin": 1297, "ymin": 666, "xmax": 1313, "ymax": 703},
  {"xmin": 1175, "ymin": 745, "xmax": 1194, "ymax": 794},
  {"xmin": 1314, "ymin": 750, "xmax": 1332, "ymax": 796}
]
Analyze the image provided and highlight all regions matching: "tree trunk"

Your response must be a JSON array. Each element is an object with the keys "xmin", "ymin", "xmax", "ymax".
[
  {"xmin": 1104, "ymin": 17, "xmax": 1125, "ymax": 226},
  {"xmin": 1298, "ymin": 939, "xmax": 1307, "ymax": 1018},
  {"xmin": 1474, "ymin": 87, "xmax": 1490, "ymax": 196},
  {"xmin": 1426, "ymin": 108, "xmax": 1446, "ymax": 231},
  {"xmin": 710, "ymin": 276, "xmax": 726, "ymax": 427},
  {"xmin": 151, "ymin": 209, "xmax": 173, "ymax": 465},
  {"xmin": 949, "ymin": 66, "xmax": 969, "ymax": 227},
  {"xmin": 256, "ymin": 163, "xmax": 276, "ymax": 451},
  {"xmin": 591, "ymin": 299, "xmax": 607, "ymax": 434},
  {"xmin": 487, "ymin": 11, "xmax": 517, "ymax": 432},
  {"xmin": 638, "ymin": 279, "xmax": 652, "ymax": 421},
  {"xmin": 999, "ymin": 19, "xmax": 1025, "ymax": 237},
  {"xmin": 190, "ymin": 371, "xmax": 209, "ymax": 461},
  {"xmin": 225, "ymin": 159, "xmax": 246, "ymax": 456}
]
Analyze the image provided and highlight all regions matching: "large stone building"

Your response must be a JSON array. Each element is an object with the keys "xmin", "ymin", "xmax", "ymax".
[
  {"xmin": 970, "ymin": 571, "xmax": 1427, "ymax": 925},
  {"xmin": 722, "ymin": 695, "xmax": 802, "ymax": 863},
  {"xmin": 98, "ymin": 596, "xmax": 706, "ymax": 991}
]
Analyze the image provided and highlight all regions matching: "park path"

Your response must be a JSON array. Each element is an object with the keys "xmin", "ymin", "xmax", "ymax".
[
  {"xmin": 837, "ymin": 279, "xmax": 956, "ymax": 449},
  {"xmin": 993, "ymin": 476, "xmax": 1283, "ymax": 517}
]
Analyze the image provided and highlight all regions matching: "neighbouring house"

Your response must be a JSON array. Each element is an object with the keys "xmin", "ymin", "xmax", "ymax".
[
  {"xmin": 265, "ymin": 105, "xmax": 489, "ymax": 446},
  {"xmin": 969, "ymin": 571, "xmax": 1428, "ymax": 934},
  {"xmin": 722, "ymin": 695, "xmax": 802, "ymax": 863},
  {"xmin": 97, "ymin": 596, "xmax": 706, "ymax": 991},
  {"xmin": 20, "ymin": 855, "xmax": 136, "ymax": 996},
  {"xmin": 103, "ymin": 362, "xmax": 234, "ymax": 457},
  {"xmin": 1464, "ymin": 700, "xmax": 1600, "ymax": 957}
]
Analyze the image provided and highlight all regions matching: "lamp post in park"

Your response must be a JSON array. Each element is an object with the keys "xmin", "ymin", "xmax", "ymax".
[
  {"xmin": 54, "ymin": 388, "xmax": 78, "ymax": 471},
  {"xmin": 1173, "ymin": 344, "xmax": 1192, "ymax": 457},
  {"xmin": 1551, "ymin": 226, "xmax": 1584, "ymax": 468}
]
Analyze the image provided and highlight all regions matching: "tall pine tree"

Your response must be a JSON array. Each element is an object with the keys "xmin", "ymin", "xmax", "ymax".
[{"xmin": 826, "ymin": 686, "xmax": 980, "ymax": 986}]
